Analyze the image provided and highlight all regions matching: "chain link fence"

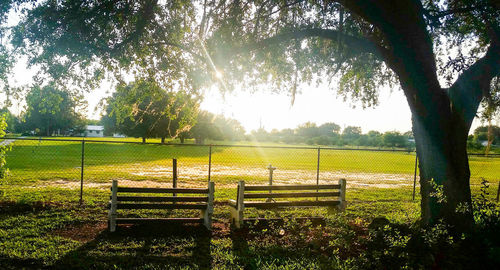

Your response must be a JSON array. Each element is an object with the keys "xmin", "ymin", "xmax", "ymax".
[{"xmin": 1, "ymin": 137, "xmax": 499, "ymax": 203}]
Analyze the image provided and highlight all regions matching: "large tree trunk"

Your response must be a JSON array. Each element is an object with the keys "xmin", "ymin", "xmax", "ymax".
[
  {"xmin": 341, "ymin": 0, "xmax": 498, "ymax": 227},
  {"xmin": 412, "ymin": 105, "xmax": 472, "ymax": 229}
]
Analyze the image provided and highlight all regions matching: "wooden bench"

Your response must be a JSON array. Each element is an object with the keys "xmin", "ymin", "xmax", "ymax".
[
  {"xmin": 229, "ymin": 179, "xmax": 346, "ymax": 228},
  {"xmin": 108, "ymin": 180, "xmax": 214, "ymax": 232}
]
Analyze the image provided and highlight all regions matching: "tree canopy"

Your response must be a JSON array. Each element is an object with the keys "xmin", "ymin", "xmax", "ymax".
[
  {"xmin": 23, "ymin": 84, "xmax": 84, "ymax": 136},
  {"xmin": 102, "ymin": 80, "xmax": 199, "ymax": 143},
  {"xmin": 1, "ymin": 0, "xmax": 499, "ymax": 227}
]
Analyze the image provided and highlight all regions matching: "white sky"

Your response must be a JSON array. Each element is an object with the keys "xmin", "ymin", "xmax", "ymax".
[
  {"xmin": 2, "ymin": 59, "xmax": 489, "ymax": 135},
  {"xmin": 200, "ymin": 85, "xmax": 413, "ymax": 133}
]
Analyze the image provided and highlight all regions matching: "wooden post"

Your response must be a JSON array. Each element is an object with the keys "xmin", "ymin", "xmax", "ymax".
[
  {"xmin": 208, "ymin": 145, "xmax": 212, "ymax": 182},
  {"xmin": 80, "ymin": 139, "xmax": 85, "ymax": 205},
  {"xmin": 108, "ymin": 180, "xmax": 118, "ymax": 232},
  {"xmin": 267, "ymin": 164, "xmax": 276, "ymax": 202},
  {"xmin": 316, "ymin": 147, "xmax": 320, "ymax": 185},
  {"xmin": 172, "ymin": 159, "xmax": 177, "ymax": 199},
  {"xmin": 235, "ymin": 181, "xmax": 245, "ymax": 228},
  {"xmin": 203, "ymin": 182, "xmax": 215, "ymax": 229},
  {"xmin": 338, "ymin": 178, "xmax": 347, "ymax": 211},
  {"xmin": 316, "ymin": 147, "xmax": 320, "ymax": 200}
]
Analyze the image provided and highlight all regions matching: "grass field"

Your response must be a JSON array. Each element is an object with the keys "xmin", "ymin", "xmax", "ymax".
[
  {"xmin": 1, "ymin": 137, "xmax": 499, "ymax": 269},
  {"xmin": 3, "ymin": 137, "xmax": 499, "ymax": 189}
]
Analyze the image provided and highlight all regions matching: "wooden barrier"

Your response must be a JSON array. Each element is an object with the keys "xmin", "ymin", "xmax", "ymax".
[
  {"xmin": 229, "ymin": 179, "xmax": 346, "ymax": 228},
  {"xmin": 108, "ymin": 180, "xmax": 215, "ymax": 232}
]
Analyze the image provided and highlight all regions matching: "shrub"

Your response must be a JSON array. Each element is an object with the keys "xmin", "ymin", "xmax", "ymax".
[
  {"xmin": 353, "ymin": 180, "xmax": 500, "ymax": 269},
  {"xmin": 0, "ymin": 113, "xmax": 11, "ymax": 179}
]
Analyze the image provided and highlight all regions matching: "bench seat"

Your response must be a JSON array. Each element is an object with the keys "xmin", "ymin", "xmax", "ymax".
[
  {"xmin": 108, "ymin": 180, "xmax": 215, "ymax": 232},
  {"xmin": 229, "ymin": 179, "xmax": 346, "ymax": 228}
]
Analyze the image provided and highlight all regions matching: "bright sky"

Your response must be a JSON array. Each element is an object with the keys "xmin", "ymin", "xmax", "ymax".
[
  {"xmin": 200, "ymin": 85, "xmax": 413, "ymax": 133},
  {"xmin": 3, "ymin": 60, "xmax": 489, "ymax": 135}
]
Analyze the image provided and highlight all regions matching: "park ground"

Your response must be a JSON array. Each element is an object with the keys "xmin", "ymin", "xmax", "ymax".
[{"xmin": 0, "ymin": 137, "xmax": 499, "ymax": 269}]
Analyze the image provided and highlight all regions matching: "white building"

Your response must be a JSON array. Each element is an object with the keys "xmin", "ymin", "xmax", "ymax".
[{"xmin": 84, "ymin": 125, "xmax": 104, "ymax": 137}]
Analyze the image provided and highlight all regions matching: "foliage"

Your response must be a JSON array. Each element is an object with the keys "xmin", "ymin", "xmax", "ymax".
[
  {"xmin": 0, "ymin": 108, "xmax": 20, "ymax": 133},
  {"xmin": 354, "ymin": 180, "xmax": 500, "ymax": 269},
  {"xmin": 22, "ymin": 84, "xmax": 84, "ymax": 136},
  {"xmin": 102, "ymin": 80, "xmax": 199, "ymax": 142},
  {"xmin": 473, "ymin": 125, "xmax": 500, "ymax": 145},
  {"xmin": 382, "ymin": 131, "xmax": 408, "ymax": 148},
  {"xmin": 0, "ymin": 113, "xmax": 11, "ymax": 178},
  {"xmin": 188, "ymin": 111, "xmax": 220, "ymax": 144}
]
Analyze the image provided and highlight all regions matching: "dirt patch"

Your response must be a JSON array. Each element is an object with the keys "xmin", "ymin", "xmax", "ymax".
[
  {"xmin": 18, "ymin": 165, "xmax": 414, "ymax": 189},
  {"xmin": 52, "ymin": 222, "xmax": 108, "ymax": 243}
]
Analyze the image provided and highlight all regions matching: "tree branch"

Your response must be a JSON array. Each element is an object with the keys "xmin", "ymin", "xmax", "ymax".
[
  {"xmin": 449, "ymin": 41, "xmax": 500, "ymax": 130},
  {"xmin": 243, "ymin": 27, "xmax": 388, "ymax": 60},
  {"xmin": 147, "ymin": 41, "xmax": 206, "ymax": 63}
]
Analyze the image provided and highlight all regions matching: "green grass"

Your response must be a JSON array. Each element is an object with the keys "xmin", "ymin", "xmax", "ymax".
[
  {"xmin": 0, "ymin": 182, "xmax": 498, "ymax": 268},
  {"xmin": 1, "ymin": 138, "xmax": 498, "ymax": 268},
  {"xmin": 0, "ymin": 185, "xmax": 421, "ymax": 269},
  {"xmin": 4, "ymin": 138, "xmax": 499, "ymax": 187}
]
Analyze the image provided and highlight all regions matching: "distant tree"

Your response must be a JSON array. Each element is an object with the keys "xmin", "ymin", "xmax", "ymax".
[
  {"xmin": 153, "ymin": 90, "xmax": 199, "ymax": 143},
  {"xmin": 296, "ymin": 122, "xmax": 319, "ymax": 138},
  {"xmin": 103, "ymin": 80, "xmax": 199, "ymax": 143},
  {"xmin": 342, "ymin": 126, "xmax": 362, "ymax": 145},
  {"xmin": 318, "ymin": 122, "xmax": 341, "ymax": 137},
  {"xmin": 356, "ymin": 134, "xmax": 370, "ymax": 147},
  {"xmin": 0, "ymin": 113, "xmax": 10, "ymax": 178},
  {"xmin": 383, "ymin": 131, "xmax": 408, "ymax": 148},
  {"xmin": 85, "ymin": 119, "xmax": 101, "ymax": 126},
  {"xmin": 213, "ymin": 115, "xmax": 246, "ymax": 141},
  {"xmin": 314, "ymin": 135, "xmax": 332, "ymax": 146},
  {"xmin": 189, "ymin": 111, "xmax": 221, "ymax": 144},
  {"xmin": 250, "ymin": 128, "xmax": 270, "ymax": 142},
  {"xmin": 473, "ymin": 125, "xmax": 500, "ymax": 145},
  {"xmin": 23, "ymin": 85, "xmax": 84, "ymax": 136},
  {"xmin": 0, "ymin": 108, "xmax": 19, "ymax": 133},
  {"xmin": 367, "ymin": 130, "xmax": 383, "ymax": 147}
]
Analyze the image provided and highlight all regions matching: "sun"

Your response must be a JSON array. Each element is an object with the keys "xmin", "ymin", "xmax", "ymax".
[{"xmin": 215, "ymin": 70, "xmax": 223, "ymax": 79}]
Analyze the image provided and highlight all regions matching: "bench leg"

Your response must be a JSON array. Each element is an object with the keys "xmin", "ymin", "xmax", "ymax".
[
  {"xmin": 108, "ymin": 212, "xmax": 116, "ymax": 232},
  {"xmin": 229, "ymin": 207, "xmax": 243, "ymax": 229},
  {"xmin": 108, "ymin": 180, "xmax": 118, "ymax": 232},
  {"xmin": 338, "ymin": 201, "xmax": 347, "ymax": 212},
  {"xmin": 202, "ymin": 209, "xmax": 212, "ymax": 230}
]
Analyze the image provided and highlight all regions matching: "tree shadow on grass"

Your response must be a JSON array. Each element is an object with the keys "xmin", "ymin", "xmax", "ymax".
[
  {"xmin": 7, "ymin": 142, "xmax": 221, "ymax": 171},
  {"xmin": 54, "ymin": 223, "xmax": 212, "ymax": 269},
  {"xmin": 228, "ymin": 218, "xmax": 342, "ymax": 269}
]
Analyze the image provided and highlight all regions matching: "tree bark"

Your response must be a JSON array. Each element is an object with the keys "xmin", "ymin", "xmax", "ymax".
[{"xmin": 339, "ymin": 0, "xmax": 498, "ymax": 228}]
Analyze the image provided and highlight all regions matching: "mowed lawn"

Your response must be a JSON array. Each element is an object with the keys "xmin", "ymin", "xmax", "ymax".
[
  {"xmin": 1, "ymin": 138, "xmax": 498, "ymax": 269},
  {"xmin": 3, "ymin": 138, "xmax": 499, "ymax": 187}
]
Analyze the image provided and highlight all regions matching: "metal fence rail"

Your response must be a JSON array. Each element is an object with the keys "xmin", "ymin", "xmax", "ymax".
[{"xmin": 1, "ymin": 137, "xmax": 499, "ymax": 203}]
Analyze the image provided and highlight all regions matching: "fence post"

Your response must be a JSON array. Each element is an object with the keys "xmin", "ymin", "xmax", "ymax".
[
  {"xmin": 79, "ymin": 139, "xmax": 85, "ymax": 205},
  {"xmin": 267, "ymin": 164, "xmax": 276, "ymax": 201},
  {"xmin": 412, "ymin": 152, "xmax": 418, "ymax": 201},
  {"xmin": 316, "ymin": 147, "xmax": 320, "ymax": 185},
  {"xmin": 173, "ymin": 158, "xmax": 177, "ymax": 199},
  {"xmin": 316, "ymin": 147, "xmax": 320, "ymax": 200},
  {"xmin": 173, "ymin": 158, "xmax": 178, "ymax": 188},
  {"xmin": 208, "ymin": 145, "xmax": 212, "ymax": 182}
]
